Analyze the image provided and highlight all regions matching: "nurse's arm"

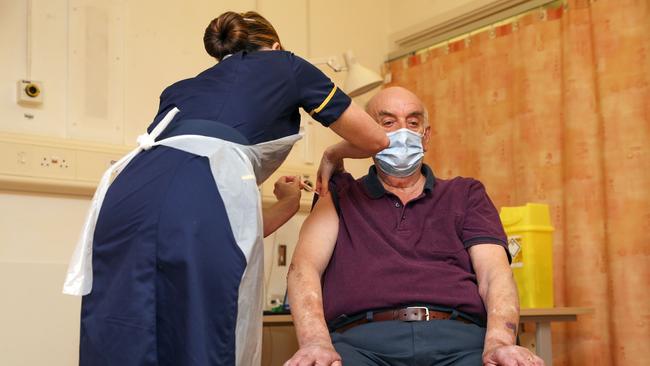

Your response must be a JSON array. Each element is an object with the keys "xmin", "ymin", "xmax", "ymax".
[
  {"xmin": 285, "ymin": 194, "xmax": 341, "ymax": 366},
  {"xmin": 329, "ymin": 102, "xmax": 389, "ymax": 155},
  {"xmin": 263, "ymin": 176, "xmax": 301, "ymax": 237},
  {"xmin": 317, "ymin": 103, "xmax": 388, "ymax": 195}
]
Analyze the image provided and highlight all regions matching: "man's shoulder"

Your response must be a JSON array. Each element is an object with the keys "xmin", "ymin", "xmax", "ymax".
[
  {"xmin": 436, "ymin": 175, "xmax": 483, "ymax": 188},
  {"xmin": 330, "ymin": 171, "xmax": 364, "ymax": 192},
  {"xmin": 433, "ymin": 176, "xmax": 495, "ymax": 202}
]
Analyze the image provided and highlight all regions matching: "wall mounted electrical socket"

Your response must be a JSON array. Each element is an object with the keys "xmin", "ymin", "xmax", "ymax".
[
  {"xmin": 17, "ymin": 80, "xmax": 44, "ymax": 106},
  {"xmin": 0, "ymin": 132, "xmax": 131, "ymax": 196}
]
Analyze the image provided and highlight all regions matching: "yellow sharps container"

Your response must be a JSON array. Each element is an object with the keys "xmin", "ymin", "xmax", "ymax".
[{"xmin": 499, "ymin": 203, "xmax": 554, "ymax": 308}]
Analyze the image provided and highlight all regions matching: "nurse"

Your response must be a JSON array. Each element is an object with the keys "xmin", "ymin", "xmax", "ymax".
[{"xmin": 63, "ymin": 10, "xmax": 388, "ymax": 366}]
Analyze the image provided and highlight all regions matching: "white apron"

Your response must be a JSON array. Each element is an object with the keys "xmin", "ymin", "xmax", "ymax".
[{"xmin": 63, "ymin": 107, "xmax": 301, "ymax": 366}]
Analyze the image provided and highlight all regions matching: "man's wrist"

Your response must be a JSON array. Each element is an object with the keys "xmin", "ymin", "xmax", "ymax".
[
  {"xmin": 292, "ymin": 309, "xmax": 332, "ymax": 348},
  {"xmin": 483, "ymin": 335, "xmax": 515, "ymax": 353},
  {"xmin": 297, "ymin": 323, "xmax": 334, "ymax": 349},
  {"xmin": 300, "ymin": 339, "xmax": 334, "ymax": 349}
]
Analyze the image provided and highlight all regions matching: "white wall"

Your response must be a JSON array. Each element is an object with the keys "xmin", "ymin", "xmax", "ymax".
[
  {"xmin": 0, "ymin": 0, "xmax": 68, "ymax": 137},
  {"xmin": 388, "ymin": 0, "xmax": 482, "ymax": 34},
  {"xmin": 0, "ymin": 0, "xmax": 390, "ymax": 364},
  {"xmin": 263, "ymin": 212, "xmax": 307, "ymax": 309}
]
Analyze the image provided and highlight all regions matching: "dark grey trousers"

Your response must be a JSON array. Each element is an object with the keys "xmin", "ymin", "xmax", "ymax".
[{"xmin": 330, "ymin": 320, "xmax": 485, "ymax": 366}]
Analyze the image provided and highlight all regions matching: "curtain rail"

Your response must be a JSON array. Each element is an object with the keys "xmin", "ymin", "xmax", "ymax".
[{"xmin": 388, "ymin": 0, "xmax": 561, "ymax": 61}]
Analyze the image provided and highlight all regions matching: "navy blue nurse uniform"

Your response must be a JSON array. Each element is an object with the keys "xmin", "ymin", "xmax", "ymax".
[{"xmin": 77, "ymin": 50, "xmax": 351, "ymax": 366}]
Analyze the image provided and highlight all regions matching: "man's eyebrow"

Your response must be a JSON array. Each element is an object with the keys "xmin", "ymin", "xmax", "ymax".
[
  {"xmin": 407, "ymin": 111, "xmax": 425, "ymax": 118},
  {"xmin": 377, "ymin": 110, "xmax": 424, "ymax": 118},
  {"xmin": 377, "ymin": 110, "xmax": 396, "ymax": 117}
]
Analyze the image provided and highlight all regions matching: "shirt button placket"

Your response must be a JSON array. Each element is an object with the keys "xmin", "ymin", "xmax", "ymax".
[{"xmin": 393, "ymin": 200, "xmax": 402, "ymax": 228}]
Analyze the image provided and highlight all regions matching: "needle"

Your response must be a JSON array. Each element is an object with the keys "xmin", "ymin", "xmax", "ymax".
[{"xmin": 300, "ymin": 180, "xmax": 316, "ymax": 194}]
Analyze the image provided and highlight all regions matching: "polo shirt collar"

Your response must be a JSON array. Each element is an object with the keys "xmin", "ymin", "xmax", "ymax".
[{"xmin": 362, "ymin": 164, "xmax": 436, "ymax": 199}]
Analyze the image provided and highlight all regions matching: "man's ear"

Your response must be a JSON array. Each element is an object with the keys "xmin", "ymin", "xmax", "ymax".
[
  {"xmin": 271, "ymin": 42, "xmax": 282, "ymax": 51},
  {"xmin": 422, "ymin": 126, "xmax": 431, "ymax": 152}
]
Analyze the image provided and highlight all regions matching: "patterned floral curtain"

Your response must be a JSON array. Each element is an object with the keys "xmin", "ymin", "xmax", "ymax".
[{"xmin": 383, "ymin": 0, "xmax": 649, "ymax": 365}]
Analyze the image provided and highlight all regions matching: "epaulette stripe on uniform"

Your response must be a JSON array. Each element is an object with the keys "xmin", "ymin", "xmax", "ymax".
[{"xmin": 309, "ymin": 85, "xmax": 338, "ymax": 116}]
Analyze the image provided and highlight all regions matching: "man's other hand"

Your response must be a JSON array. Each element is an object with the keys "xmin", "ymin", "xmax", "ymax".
[
  {"xmin": 315, "ymin": 149, "xmax": 344, "ymax": 196},
  {"xmin": 284, "ymin": 343, "xmax": 342, "ymax": 366},
  {"xmin": 483, "ymin": 345, "xmax": 544, "ymax": 366}
]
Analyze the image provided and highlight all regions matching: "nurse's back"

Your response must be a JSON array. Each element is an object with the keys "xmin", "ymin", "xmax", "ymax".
[{"xmin": 150, "ymin": 12, "xmax": 350, "ymax": 144}]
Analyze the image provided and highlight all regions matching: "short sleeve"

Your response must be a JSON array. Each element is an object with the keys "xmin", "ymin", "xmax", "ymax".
[
  {"xmin": 290, "ymin": 54, "xmax": 351, "ymax": 127},
  {"xmin": 461, "ymin": 180, "xmax": 511, "ymax": 262},
  {"xmin": 328, "ymin": 172, "xmax": 357, "ymax": 216}
]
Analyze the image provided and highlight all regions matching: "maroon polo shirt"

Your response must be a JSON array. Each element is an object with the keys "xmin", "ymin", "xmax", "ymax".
[{"xmin": 321, "ymin": 165, "xmax": 509, "ymax": 323}]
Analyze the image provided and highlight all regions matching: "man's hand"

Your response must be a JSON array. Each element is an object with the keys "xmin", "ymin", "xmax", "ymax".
[
  {"xmin": 483, "ymin": 344, "xmax": 544, "ymax": 366},
  {"xmin": 284, "ymin": 343, "xmax": 342, "ymax": 366}
]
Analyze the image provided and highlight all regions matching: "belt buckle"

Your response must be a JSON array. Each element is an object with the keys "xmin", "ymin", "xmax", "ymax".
[{"xmin": 406, "ymin": 306, "xmax": 429, "ymax": 321}]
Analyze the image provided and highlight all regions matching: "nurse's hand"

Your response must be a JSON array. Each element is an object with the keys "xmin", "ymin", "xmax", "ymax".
[
  {"xmin": 274, "ymin": 176, "xmax": 302, "ymax": 202},
  {"xmin": 263, "ymin": 176, "xmax": 303, "ymax": 237},
  {"xmin": 284, "ymin": 343, "xmax": 342, "ymax": 366}
]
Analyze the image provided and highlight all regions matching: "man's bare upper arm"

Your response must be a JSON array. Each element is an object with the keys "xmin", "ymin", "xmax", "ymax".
[
  {"xmin": 291, "ymin": 193, "xmax": 340, "ymax": 276},
  {"xmin": 468, "ymin": 244, "xmax": 511, "ymax": 284}
]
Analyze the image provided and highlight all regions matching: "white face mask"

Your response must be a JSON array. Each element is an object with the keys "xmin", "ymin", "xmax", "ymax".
[{"xmin": 375, "ymin": 128, "xmax": 424, "ymax": 177}]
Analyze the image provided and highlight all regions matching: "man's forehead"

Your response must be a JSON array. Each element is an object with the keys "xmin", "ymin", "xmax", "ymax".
[
  {"xmin": 367, "ymin": 87, "xmax": 425, "ymax": 117},
  {"xmin": 377, "ymin": 100, "xmax": 424, "ymax": 116}
]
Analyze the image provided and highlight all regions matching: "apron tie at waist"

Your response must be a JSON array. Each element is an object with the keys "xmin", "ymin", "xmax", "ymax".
[{"xmin": 137, "ymin": 133, "xmax": 156, "ymax": 150}]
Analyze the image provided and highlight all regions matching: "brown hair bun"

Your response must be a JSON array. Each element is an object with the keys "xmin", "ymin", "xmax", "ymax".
[
  {"xmin": 204, "ymin": 11, "xmax": 282, "ymax": 61},
  {"xmin": 204, "ymin": 11, "xmax": 249, "ymax": 61}
]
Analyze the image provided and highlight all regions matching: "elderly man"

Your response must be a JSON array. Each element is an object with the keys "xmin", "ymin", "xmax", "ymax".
[{"xmin": 285, "ymin": 87, "xmax": 543, "ymax": 366}]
